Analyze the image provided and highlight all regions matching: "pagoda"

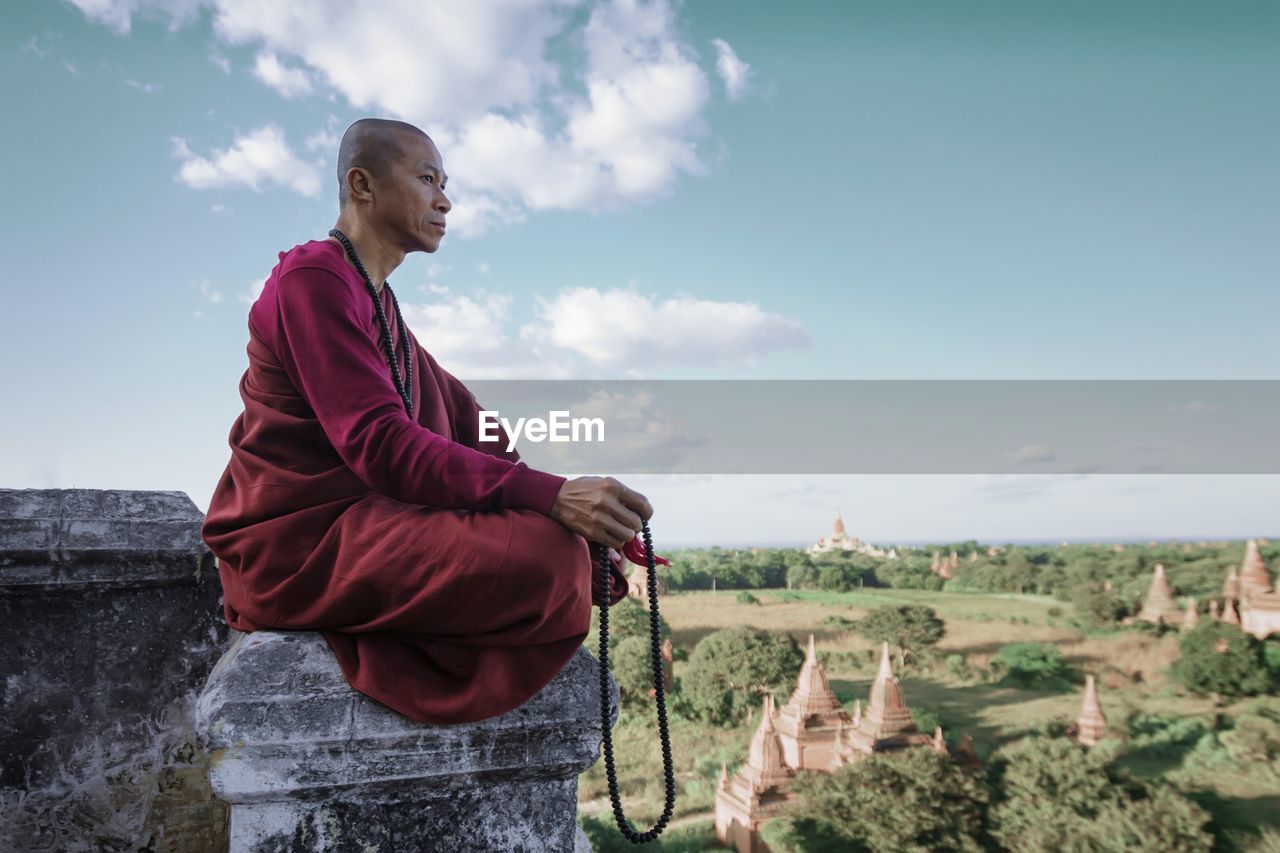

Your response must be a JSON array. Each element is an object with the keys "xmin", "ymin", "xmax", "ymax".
[
  {"xmin": 1181, "ymin": 597, "xmax": 1199, "ymax": 632},
  {"xmin": 1239, "ymin": 539, "xmax": 1272, "ymax": 598},
  {"xmin": 1218, "ymin": 540, "xmax": 1280, "ymax": 639},
  {"xmin": 1073, "ymin": 674, "xmax": 1108, "ymax": 747},
  {"xmin": 714, "ymin": 694, "xmax": 795, "ymax": 853},
  {"xmin": 830, "ymin": 642, "xmax": 936, "ymax": 765},
  {"xmin": 1136, "ymin": 563, "xmax": 1179, "ymax": 625},
  {"xmin": 774, "ymin": 634, "xmax": 854, "ymax": 770}
]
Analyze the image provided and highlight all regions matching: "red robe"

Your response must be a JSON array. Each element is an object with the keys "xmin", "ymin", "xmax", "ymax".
[{"xmin": 201, "ymin": 238, "xmax": 628, "ymax": 725}]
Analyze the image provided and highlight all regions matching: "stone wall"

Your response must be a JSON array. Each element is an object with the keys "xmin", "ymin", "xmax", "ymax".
[{"xmin": 0, "ymin": 488, "xmax": 232, "ymax": 852}]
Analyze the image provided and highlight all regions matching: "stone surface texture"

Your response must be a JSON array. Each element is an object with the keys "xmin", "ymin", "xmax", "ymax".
[
  {"xmin": 198, "ymin": 631, "xmax": 616, "ymax": 851},
  {"xmin": 0, "ymin": 488, "xmax": 233, "ymax": 852}
]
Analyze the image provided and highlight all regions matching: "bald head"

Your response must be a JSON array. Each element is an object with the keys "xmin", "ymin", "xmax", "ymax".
[{"xmin": 336, "ymin": 118, "xmax": 432, "ymax": 209}]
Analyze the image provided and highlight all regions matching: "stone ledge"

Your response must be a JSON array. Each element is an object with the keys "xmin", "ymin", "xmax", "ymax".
[{"xmin": 197, "ymin": 631, "xmax": 618, "ymax": 803}]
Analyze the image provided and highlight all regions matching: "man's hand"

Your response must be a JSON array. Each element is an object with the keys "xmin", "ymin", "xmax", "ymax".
[{"xmin": 549, "ymin": 476, "xmax": 653, "ymax": 549}]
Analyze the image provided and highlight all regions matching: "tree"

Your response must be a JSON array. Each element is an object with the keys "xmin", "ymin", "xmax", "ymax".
[
  {"xmin": 1070, "ymin": 581, "xmax": 1129, "ymax": 628},
  {"xmin": 783, "ymin": 749, "xmax": 988, "ymax": 852},
  {"xmin": 1171, "ymin": 621, "xmax": 1274, "ymax": 699},
  {"xmin": 988, "ymin": 737, "xmax": 1212, "ymax": 852},
  {"xmin": 857, "ymin": 604, "xmax": 945, "ymax": 671},
  {"xmin": 585, "ymin": 595, "xmax": 672, "ymax": 657},
  {"xmin": 990, "ymin": 643, "xmax": 1071, "ymax": 688},
  {"xmin": 679, "ymin": 627, "xmax": 803, "ymax": 727}
]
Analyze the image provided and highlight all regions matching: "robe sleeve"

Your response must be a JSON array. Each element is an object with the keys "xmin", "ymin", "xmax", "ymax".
[
  {"xmin": 435, "ymin": 364, "xmax": 522, "ymax": 463},
  {"xmin": 272, "ymin": 266, "xmax": 565, "ymax": 514}
]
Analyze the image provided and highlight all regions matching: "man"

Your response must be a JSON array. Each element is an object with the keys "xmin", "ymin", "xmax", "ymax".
[{"xmin": 201, "ymin": 117, "xmax": 659, "ymax": 725}]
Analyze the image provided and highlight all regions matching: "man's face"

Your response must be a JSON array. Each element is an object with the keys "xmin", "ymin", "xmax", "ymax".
[{"xmin": 375, "ymin": 132, "xmax": 451, "ymax": 253}]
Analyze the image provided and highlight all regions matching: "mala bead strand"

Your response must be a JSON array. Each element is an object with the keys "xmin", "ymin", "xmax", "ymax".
[
  {"xmin": 595, "ymin": 518, "xmax": 676, "ymax": 843},
  {"xmin": 328, "ymin": 228, "xmax": 414, "ymax": 418}
]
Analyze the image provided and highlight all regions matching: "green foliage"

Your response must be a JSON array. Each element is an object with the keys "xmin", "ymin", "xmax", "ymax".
[
  {"xmin": 578, "ymin": 814, "xmax": 732, "ymax": 852},
  {"xmin": 734, "ymin": 590, "xmax": 760, "ymax": 605},
  {"xmin": 988, "ymin": 736, "xmax": 1213, "ymax": 852},
  {"xmin": 946, "ymin": 653, "xmax": 976, "ymax": 682},
  {"xmin": 586, "ymin": 595, "xmax": 672, "ymax": 657},
  {"xmin": 785, "ymin": 750, "xmax": 989, "ymax": 852},
  {"xmin": 611, "ymin": 635, "xmax": 663, "ymax": 707},
  {"xmin": 912, "ymin": 708, "xmax": 942, "ymax": 734},
  {"xmin": 1180, "ymin": 701, "xmax": 1280, "ymax": 783},
  {"xmin": 1170, "ymin": 621, "xmax": 1274, "ymax": 699},
  {"xmin": 989, "ymin": 642, "xmax": 1071, "ymax": 688},
  {"xmin": 856, "ymin": 604, "xmax": 946, "ymax": 671},
  {"xmin": 1070, "ymin": 582, "xmax": 1130, "ymax": 628},
  {"xmin": 679, "ymin": 627, "xmax": 803, "ymax": 727}
]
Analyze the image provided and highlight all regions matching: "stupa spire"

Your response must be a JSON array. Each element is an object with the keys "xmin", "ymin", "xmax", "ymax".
[
  {"xmin": 1222, "ymin": 597, "xmax": 1241, "ymax": 625},
  {"xmin": 739, "ymin": 694, "xmax": 793, "ymax": 792},
  {"xmin": 1075, "ymin": 674, "xmax": 1107, "ymax": 746},
  {"xmin": 862, "ymin": 642, "xmax": 917, "ymax": 739},
  {"xmin": 931, "ymin": 725, "xmax": 947, "ymax": 754},
  {"xmin": 1182, "ymin": 597, "xmax": 1199, "ymax": 631},
  {"xmin": 1138, "ymin": 562, "xmax": 1178, "ymax": 624},
  {"xmin": 1222, "ymin": 566, "xmax": 1241, "ymax": 600},
  {"xmin": 1240, "ymin": 539, "xmax": 1272, "ymax": 597}
]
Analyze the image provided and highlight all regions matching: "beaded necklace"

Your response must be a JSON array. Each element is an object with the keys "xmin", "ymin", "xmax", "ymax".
[{"xmin": 328, "ymin": 228, "xmax": 414, "ymax": 419}]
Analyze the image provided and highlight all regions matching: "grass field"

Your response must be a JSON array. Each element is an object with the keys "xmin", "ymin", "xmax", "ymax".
[{"xmin": 579, "ymin": 587, "xmax": 1280, "ymax": 845}]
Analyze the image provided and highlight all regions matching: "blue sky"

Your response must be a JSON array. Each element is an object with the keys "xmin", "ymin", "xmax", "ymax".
[{"xmin": 2, "ymin": 1, "xmax": 1278, "ymax": 545}]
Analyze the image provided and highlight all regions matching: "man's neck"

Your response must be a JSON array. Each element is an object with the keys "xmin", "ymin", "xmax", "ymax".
[{"xmin": 327, "ymin": 223, "xmax": 403, "ymax": 293}]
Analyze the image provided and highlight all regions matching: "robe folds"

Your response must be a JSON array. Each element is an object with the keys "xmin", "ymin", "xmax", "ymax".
[{"xmin": 201, "ymin": 238, "xmax": 630, "ymax": 725}]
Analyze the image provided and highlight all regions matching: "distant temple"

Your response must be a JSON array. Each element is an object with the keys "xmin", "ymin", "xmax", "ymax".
[
  {"xmin": 1136, "ymin": 563, "xmax": 1180, "ymax": 625},
  {"xmin": 929, "ymin": 550, "xmax": 960, "ymax": 580},
  {"xmin": 1071, "ymin": 674, "xmax": 1108, "ymax": 747},
  {"xmin": 1216, "ymin": 539, "xmax": 1280, "ymax": 640},
  {"xmin": 806, "ymin": 512, "xmax": 896, "ymax": 558},
  {"xmin": 715, "ymin": 638, "xmax": 962, "ymax": 852}
]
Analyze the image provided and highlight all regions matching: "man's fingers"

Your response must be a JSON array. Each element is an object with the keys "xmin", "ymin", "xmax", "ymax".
[{"xmin": 616, "ymin": 484, "xmax": 653, "ymax": 521}]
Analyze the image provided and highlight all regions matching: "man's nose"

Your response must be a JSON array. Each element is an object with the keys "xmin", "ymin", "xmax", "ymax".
[{"xmin": 436, "ymin": 192, "xmax": 451, "ymax": 214}]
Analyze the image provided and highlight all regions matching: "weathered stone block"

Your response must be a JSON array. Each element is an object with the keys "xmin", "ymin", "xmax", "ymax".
[
  {"xmin": 197, "ymin": 630, "xmax": 617, "ymax": 852},
  {"xmin": 0, "ymin": 488, "xmax": 233, "ymax": 853}
]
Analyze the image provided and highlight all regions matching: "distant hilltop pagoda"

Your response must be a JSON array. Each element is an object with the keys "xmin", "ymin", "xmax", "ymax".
[
  {"xmin": 1215, "ymin": 539, "xmax": 1280, "ymax": 640},
  {"xmin": 807, "ymin": 511, "xmax": 896, "ymax": 558}
]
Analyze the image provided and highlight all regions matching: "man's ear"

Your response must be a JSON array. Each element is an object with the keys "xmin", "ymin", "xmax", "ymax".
[{"xmin": 346, "ymin": 167, "xmax": 375, "ymax": 203}]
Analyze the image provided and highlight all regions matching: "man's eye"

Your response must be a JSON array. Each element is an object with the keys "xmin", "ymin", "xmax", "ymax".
[{"xmin": 421, "ymin": 175, "xmax": 433, "ymax": 183}]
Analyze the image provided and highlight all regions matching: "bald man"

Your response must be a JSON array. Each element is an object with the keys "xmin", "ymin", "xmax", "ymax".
[{"xmin": 201, "ymin": 118, "xmax": 654, "ymax": 725}]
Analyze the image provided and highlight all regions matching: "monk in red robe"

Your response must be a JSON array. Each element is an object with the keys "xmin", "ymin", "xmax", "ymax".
[{"xmin": 201, "ymin": 118, "xmax": 660, "ymax": 725}]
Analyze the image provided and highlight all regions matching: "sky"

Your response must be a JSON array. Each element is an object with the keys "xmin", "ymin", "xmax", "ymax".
[{"xmin": 2, "ymin": 0, "xmax": 1278, "ymax": 546}]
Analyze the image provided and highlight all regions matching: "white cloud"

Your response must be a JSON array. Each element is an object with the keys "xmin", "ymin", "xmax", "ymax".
[
  {"xmin": 252, "ymin": 51, "xmax": 312, "ymax": 98},
  {"xmin": 195, "ymin": 279, "xmax": 224, "ymax": 303},
  {"xmin": 75, "ymin": 0, "xmax": 736, "ymax": 237},
  {"xmin": 392, "ymin": 280, "xmax": 808, "ymax": 378},
  {"xmin": 171, "ymin": 124, "xmax": 321, "ymax": 197},
  {"xmin": 22, "ymin": 37, "xmax": 48, "ymax": 59},
  {"xmin": 238, "ymin": 276, "xmax": 267, "ymax": 304},
  {"xmin": 209, "ymin": 51, "xmax": 231, "ymax": 73},
  {"xmin": 477, "ymin": 261, "xmax": 491, "ymax": 274},
  {"xmin": 530, "ymin": 285, "xmax": 811, "ymax": 368},
  {"xmin": 710, "ymin": 37, "xmax": 750, "ymax": 100},
  {"xmin": 67, "ymin": 0, "xmax": 204, "ymax": 35},
  {"xmin": 124, "ymin": 78, "xmax": 159, "ymax": 93}
]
